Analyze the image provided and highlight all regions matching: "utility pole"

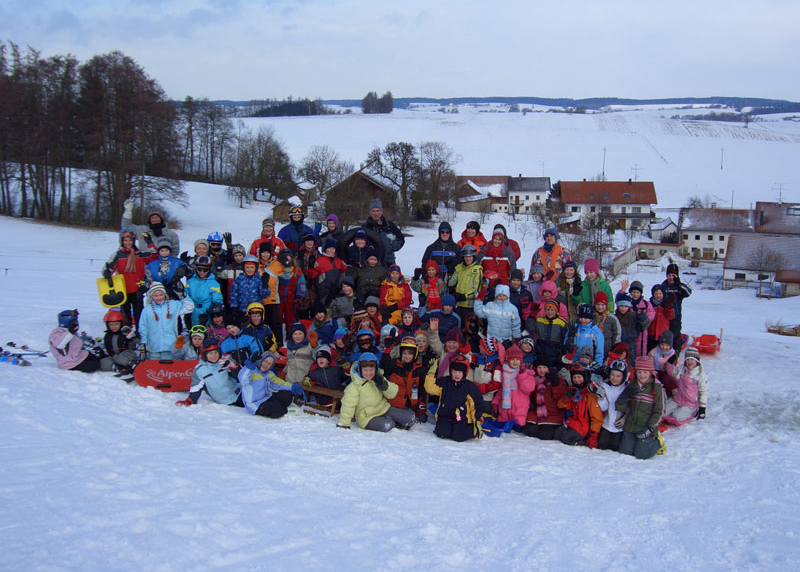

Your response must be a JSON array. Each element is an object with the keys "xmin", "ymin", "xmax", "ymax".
[
  {"xmin": 720, "ymin": 147, "xmax": 724, "ymax": 170},
  {"xmin": 602, "ymin": 147, "xmax": 606, "ymax": 179}
]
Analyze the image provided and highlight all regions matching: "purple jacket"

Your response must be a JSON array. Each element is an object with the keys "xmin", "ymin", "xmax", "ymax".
[{"xmin": 49, "ymin": 327, "xmax": 89, "ymax": 370}]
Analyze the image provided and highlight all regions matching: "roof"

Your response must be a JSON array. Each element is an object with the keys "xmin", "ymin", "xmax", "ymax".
[
  {"xmin": 723, "ymin": 234, "xmax": 800, "ymax": 271},
  {"xmin": 508, "ymin": 176, "xmax": 551, "ymax": 193},
  {"xmin": 755, "ymin": 201, "xmax": 800, "ymax": 235},
  {"xmin": 455, "ymin": 175, "xmax": 508, "ymax": 188},
  {"xmin": 679, "ymin": 208, "xmax": 755, "ymax": 232},
  {"xmin": 650, "ymin": 217, "xmax": 677, "ymax": 231},
  {"xmin": 560, "ymin": 180, "xmax": 657, "ymax": 205},
  {"xmin": 459, "ymin": 194, "xmax": 490, "ymax": 203},
  {"xmin": 775, "ymin": 270, "xmax": 800, "ymax": 283}
]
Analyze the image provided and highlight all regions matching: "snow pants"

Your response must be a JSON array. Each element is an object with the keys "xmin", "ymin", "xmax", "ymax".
[
  {"xmin": 366, "ymin": 406, "xmax": 416, "ymax": 432},
  {"xmin": 619, "ymin": 430, "xmax": 659, "ymax": 460},
  {"xmin": 100, "ymin": 349, "xmax": 138, "ymax": 372},
  {"xmin": 555, "ymin": 426, "xmax": 587, "ymax": 446},
  {"xmin": 434, "ymin": 418, "xmax": 477, "ymax": 442},
  {"xmin": 71, "ymin": 355, "xmax": 101, "ymax": 373},
  {"xmin": 598, "ymin": 428, "xmax": 623, "ymax": 451},
  {"xmin": 523, "ymin": 422, "xmax": 558, "ymax": 440},
  {"xmin": 664, "ymin": 399, "xmax": 696, "ymax": 423},
  {"xmin": 255, "ymin": 391, "xmax": 293, "ymax": 419}
]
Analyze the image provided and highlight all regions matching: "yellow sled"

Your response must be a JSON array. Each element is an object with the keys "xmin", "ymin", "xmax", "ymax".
[{"xmin": 96, "ymin": 275, "xmax": 128, "ymax": 308}]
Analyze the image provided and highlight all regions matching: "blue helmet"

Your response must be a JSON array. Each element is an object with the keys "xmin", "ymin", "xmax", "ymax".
[
  {"xmin": 207, "ymin": 232, "xmax": 223, "ymax": 243},
  {"xmin": 58, "ymin": 309, "xmax": 78, "ymax": 328}
]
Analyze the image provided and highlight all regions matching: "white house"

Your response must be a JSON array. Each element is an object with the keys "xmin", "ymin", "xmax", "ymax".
[
  {"xmin": 558, "ymin": 180, "xmax": 657, "ymax": 230},
  {"xmin": 507, "ymin": 176, "xmax": 550, "ymax": 215},
  {"xmin": 722, "ymin": 233, "xmax": 800, "ymax": 292},
  {"xmin": 679, "ymin": 208, "xmax": 754, "ymax": 260}
]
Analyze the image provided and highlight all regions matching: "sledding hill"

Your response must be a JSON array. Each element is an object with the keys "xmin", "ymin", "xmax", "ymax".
[{"xmin": 1, "ymin": 185, "xmax": 800, "ymax": 570}]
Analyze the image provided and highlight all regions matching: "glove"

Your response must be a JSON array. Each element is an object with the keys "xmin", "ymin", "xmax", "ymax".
[
  {"xmin": 123, "ymin": 198, "xmax": 134, "ymax": 218},
  {"xmin": 222, "ymin": 232, "xmax": 233, "ymax": 250},
  {"xmin": 175, "ymin": 397, "xmax": 194, "ymax": 406},
  {"xmin": 291, "ymin": 382, "xmax": 305, "ymax": 397},
  {"xmin": 530, "ymin": 302, "xmax": 541, "ymax": 315},
  {"xmin": 140, "ymin": 232, "xmax": 151, "ymax": 244},
  {"xmin": 301, "ymin": 376, "xmax": 313, "ymax": 387},
  {"xmin": 614, "ymin": 414, "xmax": 626, "ymax": 430},
  {"xmin": 68, "ymin": 322, "xmax": 79, "ymax": 334},
  {"xmin": 374, "ymin": 373, "xmax": 389, "ymax": 392},
  {"xmin": 413, "ymin": 268, "xmax": 423, "ymax": 281},
  {"xmin": 384, "ymin": 303, "xmax": 398, "ymax": 314},
  {"xmin": 636, "ymin": 427, "xmax": 653, "ymax": 440},
  {"xmin": 179, "ymin": 251, "xmax": 190, "ymax": 263},
  {"xmin": 221, "ymin": 357, "xmax": 238, "ymax": 371},
  {"xmin": 122, "ymin": 326, "xmax": 137, "ymax": 340},
  {"xmin": 452, "ymin": 292, "xmax": 466, "ymax": 302},
  {"xmin": 572, "ymin": 280, "xmax": 583, "ymax": 296},
  {"xmin": 586, "ymin": 432, "xmax": 599, "ymax": 449},
  {"xmin": 261, "ymin": 272, "xmax": 270, "ymax": 288},
  {"xmin": 565, "ymin": 387, "xmax": 578, "ymax": 400},
  {"xmin": 198, "ymin": 313, "xmax": 208, "ymax": 326},
  {"xmin": 695, "ymin": 407, "xmax": 706, "ymax": 420},
  {"xmin": 174, "ymin": 334, "xmax": 185, "ymax": 349},
  {"xmin": 102, "ymin": 266, "xmax": 112, "ymax": 280}
]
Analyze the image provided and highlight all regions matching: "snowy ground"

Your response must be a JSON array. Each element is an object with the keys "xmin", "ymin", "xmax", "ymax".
[{"xmin": 2, "ymin": 183, "xmax": 800, "ymax": 571}]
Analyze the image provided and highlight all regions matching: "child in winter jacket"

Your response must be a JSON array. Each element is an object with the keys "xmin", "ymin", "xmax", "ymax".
[
  {"xmin": 555, "ymin": 363, "xmax": 603, "ymax": 447},
  {"xmin": 206, "ymin": 303, "xmax": 228, "ymax": 342},
  {"xmin": 566, "ymin": 304, "xmax": 605, "ymax": 365},
  {"xmin": 241, "ymin": 302, "xmax": 277, "ymax": 354},
  {"xmin": 616, "ymin": 356, "xmax": 665, "ymax": 459},
  {"xmin": 103, "ymin": 228, "xmax": 156, "ymax": 326},
  {"xmin": 301, "ymin": 347, "xmax": 350, "ymax": 402},
  {"xmin": 379, "ymin": 264, "xmax": 413, "ymax": 325},
  {"xmin": 337, "ymin": 353, "xmax": 416, "ymax": 431},
  {"xmin": 647, "ymin": 284, "xmax": 675, "ymax": 352},
  {"xmin": 593, "ymin": 291, "xmax": 620, "ymax": 358},
  {"xmin": 479, "ymin": 228, "xmax": 516, "ymax": 285},
  {"xmin": 284, "ymin": 322, "xmax": 316, "ymax": 385},
  {"xmin": 49, "ymin": 309, "xmax": 103, "ymax": 372},
  {"xmin": 145, "ymin": 240, "xmax": 191, "ymax": 300},
  {"xmin": 176, "ymin": 339, "xmax": 243, "ymax": 407},
  {"xmin": 596, "ymin": 359, "xmax": 630, "ymax": 451},
  {"xmin": 219, "ymin": 316, "xmax": 262, "ymax": 371},
  {"xmin": 448, "ymin": 244, "xmax": 483, "ymax": 322},
  {"xmin": 138, "ymin": 283, "xmax": 195, "ymax": 359},
  {"xmin": 473, "ymin": 284, "xmax": 521, "ymax": 343},
  {"xmin": 229, "ymin": 255, "xmax": 271, "ymax": 320},
  {"xmin": 518, "ymin": 337, "xmax": 536, "ymax": 366},
  {"xmin": 613, "ymin": 292, "xmax": 639, "ymax": 360},
  {"xmin": 531, "ymin": 280, "xmax": 568, "ymax": 320},
  {"xmin": 556, "ymin": 260, "xmax": 583, "ymax": 324},
  {"xmin": 662, "ymin": 347, "xmax": 708, "ymax": 424},
  {"xmin": 99, "ymin": 308, "xmax": 139, "ymax": 373},
  {"xmin": 620, "ymin": 280, "xmax": 654, "ymax": 359},
  {"xmin": 647, "ymin": 330, "xmax": 677, "ymax": 383},
  {"xmin": 307, "ymin": 238, "xmax": 348, "ymax": 305},
  {"xmin": 382, "ymin": 337, "xmax": 429, "ymax": 423},
  {"xmin": 239, "ymin": 352, "xmax": 300, "ymax": 418},
  {"xmin": 425, "ymin": 355, "xmax": 487, "ymax": 442},
  {"xmin": 171, "ymin": 325, "xmax": 206, "ymax": 361},
  {"xmin": 508, "ymin": 269, "xmax": 533, "ymax": 324},
  {"xmin": 530, "ymin": 300, "xmax": 568, "ymax": 368},
  {"xmin": 490, "ymin": 344, "xmax": 536, "ymax": 427},
  {"xmin": 410, "ymin": 260, "xmax": 446, "ymax": 313},
  {"xmin": 574, "ymin": 258, "xmax": 614, "ymax": 313},
  {"xmin": 185, "ymin": 256, "xmax": 223, "ymax": 327},
  {"xmin": 523, "ymin": 364, "xmax": 567, "ymax": 440}
]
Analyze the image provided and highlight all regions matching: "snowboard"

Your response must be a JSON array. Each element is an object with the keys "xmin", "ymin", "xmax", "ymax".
[
  {"xmin": 96, "ymin": 275, "xmax": 128, "ymax": 308},
  {"xmin": 133, "ymin": 359, "xmax": 197, "ymax": 392}
]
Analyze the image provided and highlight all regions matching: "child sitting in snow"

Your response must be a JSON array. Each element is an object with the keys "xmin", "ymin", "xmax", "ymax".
[
  {"xmin": 596, "ymin": 359, "xmax": 630, "ymax": 451},
  {"xmin": 99, "ymin": 308, "xmax": 139, "ymax": 373},
  {"xmin": 489, "ymin": 344, "xmax": 536, "ymax": 428},
  {"xmin": 284, "ymin": 322, "xmax": 316, "ymax": 385},
  {"xmin": 523, "ymin": 364, "xmax": 567, "ymax": 441},
  {"xmin": 176, "ymin": 339, "xmax": 243, "ymax": 407},
  {"xmin": 555, "ymin": 363, "xmax": 603, "ymax": 448},
  {"xmin": 425, "ymin": 355, "xmax": 488, "ymax": 442},
  {"xmin": 647, "ymin": 330, "xmax": 678, "ymax": 381},
  {"xmin": 239, "ymin": 352, "xmax": 302, "ymax": 418},
  {"xmin": 662, "ymin": 347, "xmax": 708, "ymax": 424},
  {"xmin": 171, "ymin": 325, "xmax": 206, "ymax": 361}
]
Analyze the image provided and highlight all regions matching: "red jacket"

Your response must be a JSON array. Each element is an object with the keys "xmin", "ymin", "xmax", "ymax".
[
  {"xmin": 249, "ymin": 233, "xmax": 286, "ymax": 256},
  {"xmin": 479, "ymin": 242, "xmax": 516, "ymax": 285},
  {"xmin": 558, "ymin": 388, "xmax": 603, "ymax": 438},
  {"xmin": 107, "ymin": 247, "xmax": 156, "ymax": 293}
]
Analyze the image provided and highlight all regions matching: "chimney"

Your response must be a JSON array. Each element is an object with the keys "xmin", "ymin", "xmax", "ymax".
[
  {"xmin": 711, "ymin": 202, "xmax": 717, "ymax": 209},
  {"xmin": 628, "ymin": 178, "xmax": 632, "ymax": 184}
]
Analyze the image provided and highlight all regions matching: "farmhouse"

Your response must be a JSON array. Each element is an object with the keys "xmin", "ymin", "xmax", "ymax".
[
  {"xmin": 557, "ymin": 180, "xmax": 657, "ymax": 230},
  {"xmin": 678, "ymin": 208, "xmax": 755, "ymax": 260}
]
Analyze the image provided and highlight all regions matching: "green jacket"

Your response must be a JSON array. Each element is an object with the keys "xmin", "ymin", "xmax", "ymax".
[
  {"xmin": 338, "ymin": 364, "xmax": 399, "ymax": 429},
  {"xmin": 616, "ymin": 376, "xmax": 664, "ymax": 433},
  {"xmin": 448, "ymin": 262, "xmax": 484, "ymax": 308},
  {"xmin": 574, "ymin": 275, "xmax": 615, "ymax": 313}
]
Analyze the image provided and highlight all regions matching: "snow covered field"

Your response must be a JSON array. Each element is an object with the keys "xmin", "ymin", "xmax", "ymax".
[
  {"xmin": 2, "ymin": 177, "xmax": 800, "ymax": 571},
  {"xmin": 245, "ymin": 104, "xmax": 800, "ymax": 210}
]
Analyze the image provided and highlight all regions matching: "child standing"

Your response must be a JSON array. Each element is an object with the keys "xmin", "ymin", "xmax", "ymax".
[
  {"xmin": 473, "ymin": 284, "xmax": 521, "ymax": 344},
  {"xmin": 138, "ymin": 283, "xmax": 195, "ymax": 359}
]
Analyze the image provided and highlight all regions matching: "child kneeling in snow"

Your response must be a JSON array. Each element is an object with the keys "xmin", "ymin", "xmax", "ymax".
[
  {"xmin": 663, "ymin": 347, "xmax": 708, "ymax": 424},
  {"xmin": 615, "ymin": 356, "xmax": 665, "ymax": 460},
  {"xmin": 555, "ymin": 363, "xmax": 603, "ymax": 448},
  {"xmin": 176, "ymin": 339, "xmax": 244, "ymax": 407},
  {"xmin": 337, "ymin": 352, "xmax": 416, "ymax": 432},
  {"xmin": 523, "ymin": 364, "xmax": 567, "ymax": 440},
  {"xmin": 425, "ymin": 355, "xmax": 488, "ymax": 442},
  {"xmin": 490, "ymin": 344, "xmax": 536, "ymax": 428},
  {"xmin": 239, "ymin": 352, "xmax": 303, "ymax": 418},
  {"xmin": 596, "ymin": 359, "xmax": 630, "ymax": 451}
]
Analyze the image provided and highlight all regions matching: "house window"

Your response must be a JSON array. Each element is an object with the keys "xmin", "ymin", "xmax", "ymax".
[
  {"xmin": 590, "ymin": 206, "xmax": 596, "ymax": 213},
  {"xmin": 536, "ymin": 195, "xmax": 541, "ymax": 201},
  {"xmin": 623, "ymin": 192, "xmax": 631, "ymax": 198},
  {"xmin": 571, "ymin": 206, "xmax": 580, "ymax": 213},
  {"xmin": 632, "ymin": 206, "xmax": 642, "ymax": 213},
  {"xmin": 602, "ymin": 193, "xmax": 609, "ymax": 200},
  {"xmin": 682, "ymin": 234, "xmax": 688, "ymax": 240},
  {"xmin": 787, "ymin": 206, "xmax": 800, "ymax": 216},
  {"xmin": 621, "ymin": 207, "xmax": 627, "ymax": 214},
  {"xmin": 719, "ymin": 248, "xmax": 725, "ymax": 254},
  {"xmin": 708, "ymin": 235, "xmax": 713, "ymax": 241},
  {"xmin": 525, "ymin": 195, "xmax": 529, "ymax": 201},
  {"xmin": 759, "ymin": 274, "xmax": 769, "ymax": 281},
  {"xmin": 695, "ymin": 235, "xmax": 700, "ymax": 240},
  {"xmin": 525, "ymin": 206, "xmax": 530, "ymax": 212},
  {"xmin": 735, "ymin": 272, "xmax": 746, "ymax": 280},
  {"xmin": 648, "ymin": 249, "xmax": 655, "ymax": 256},
  {"xmin": 719, "ymin": 236, "xmax": 724, "ymax": 241},
  {"xmin": 601, "ymin": 206, "xmax": 611, "ymax": 213}
]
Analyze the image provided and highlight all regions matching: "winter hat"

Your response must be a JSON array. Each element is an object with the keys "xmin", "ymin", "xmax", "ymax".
[
  {"xmin": 448, "ymin": 355, "xmax": 469, "ymax": 376},
  {"xmin": 154, "ymin": 238, "xmax": 172, "ymax": 253},
  {"xmin": 353, "ymin": 228, "xmax": 368, "ymax": 240},
  {"xmin": 350, "ymin": 309, "xmax": 369, "ymax": 325},
  {"xmin": 609, "ymin": 358, "xmax": 628, "ymax": 377},
  {"xmin": 510, "ymin": 268, "xmax": 524, "ymax": 281},
  {"xmin": 388, "ymin": 264, "xmax": 401, "ymax": 275},
  {"xmin": 465, "ymin": 220, "xmax": 480, "ymax": 231},
  {"xmin": 544, "ymin": 227, "xmax": 559, "ymax": 240},
  {"xmin": 333, "ymin": 328, "xmax": 348, "ymax": 341},
  {"xmin": 494, "ymin": 284, "xmax": 510, "ymax": 299},
  {"xmin": 414, "ymin": 330, "xmax": 428, "ymax": 344},
  {"xmin": 593, "ymin": 291, "xmax": 609, "ymax": 306},
  {"xmin": 401, "ymin": 306, "xmax": 415, "ymax": 317},
  {"xmin": 311, "ymin": 300, "xmax": 327, "ymax": 316},
  {"xmin": 231, "ymin": 243, "xmax": 246, "ymax": 256},
  {"xmin": 262, "ymin": 218, "xmax": 275, "ymax": 228},
  {"xmin": 578, "ymin": 346, "xmax": 594, "ymax": 363},
  {"xmin": 651, "ymin": 283, "xmax": 664, "ymax": 295},
  {"xmin": 323, "ymin": 238, "xmax": 338, "ymax": 252},
  {"xmin": 666, "ymin": 263, "xmax": 680, "ymax": 277},
  {"xmin": 461, "ymin": 244, "xmax": 478, "ymax": 257},
  {"xmin": 615, "ymin": 292, "xmax": 633, "ymax": 307},
  {"xmin": 256, "ymin": 351, "xmax": 276, "ymax": 370},
  {"xmin": 258, "ymin": 241, "xmax": 272, "ymax": 254},
  {"xmin": 301, "ymin": 232, "xmax": 316, "ymax": 244},
  {"xmin": 316, "ymin": 347, "xmax": 332, "ymax": 362},
  {"xmin": 364, "ymin": 296, "xmax": 380, "ymax": 309},
  {"xmin": 148, "ymin": 282, "xmax": 167, "ymax": 298},
  {"xmin": 540, "ymin": 281, "xmax": 558, "ymax": 297},
  {"xmin": 684, "ymin": 347, "xmax": 701, "ymax": 363},
  {"xmin": 577, "ymin": 303, "xmax": 594, "ymax": 319},
  {"xmin": 634, "ymin": 355, "xmax": 655, "ymax": 372},
  {"xmin": 359, "ymin": 351, "xmax": 378, "ymax": 365},
  {"xmin": 438, "ymin": 221, "xmax": 452, "ymax": 234},
  {"xmin": 479, "ymin": 336, "xmax": 498, "ymax": 356},
  {"xmin": 611, "ymin": 341, "xmax": 629, "ymax": 355},
  {"xmin": 569, "ymin": 363, "xmax": 589, "ymax": 384},
  {"xmin": 326, "ymin": 214, "xmax": 339, "ymax": 227},
  {"xmin": 356, "ymin": 328, "xmax": 374, "ymax": 341},
  {"xmin": 545, "ymin": 299, "xmax": 560, "ymax": 313},
  {"xmin": 584, "ymin": 258, "xmax": 600, "ymax": 274},
  {"xmin": 445, "ymin": 328, "xmax": 462, "ymax": 344},
  {"xmin": 369, "ymin": 198, "xmax": 383, "ymax": 210},
  {"xmin": 658, "ymin": 330, "xmax": 674, "ymax": 347},
  {"xmin": 340, "ymin": 275, "xmax": 355, "ymax": 288},
  {"xmin": 492, "ymin": 227, "xmax": 506, "ymax": 239},
  {"xmin": 441, "ymin": 294, "xmax": 456, "ymax": 308},
  {"xmin": 194, "ymin": 238, "xmax": 210, "ymax": 251},
  {"xmin": 505, "ymin": 344, "xmax": 523, "ymax": 361},
  {"xmin": 519, "ymin": 337, "xmax": 534, "ymax": 350},
  {"xmin": 530, "ymin": 264, "xmax": 544, "ymax": 275},
  {"xmin": 288, "ymin": 322, "xmax": 307, "ymax": 337},
  {"xmin": 629, "ymin": 280, "xmax": 644, "ymax": 293}
]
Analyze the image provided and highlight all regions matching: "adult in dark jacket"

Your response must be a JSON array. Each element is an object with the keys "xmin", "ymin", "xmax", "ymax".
[
  {"xmin": 661, "ymin": 263, "xmax": 692, "ymax": 352},
  {"xmin": 122, "ymin": 198, "xmax": 180, "ymax": 255},
  {"xmin": 278, "ymin": 206, "xmax": 317, "ymax": 252},
  {"xmin": 364, "ymin": 198, "xmax": 404, "ymax": 265},
  {"xmin": 421, "ymin": 221, "xmax": 460, "ymax": 278}
]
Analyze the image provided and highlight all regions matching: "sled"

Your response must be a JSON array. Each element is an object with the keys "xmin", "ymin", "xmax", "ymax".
[
  {"xmin": 96, "ymin": 275, "xmax": 128, "ymax": 308},
  {"xmin": 660, "ymin": 412, "xmax": 697, "ymax": 430},
  {"xmin": 481, "ymin": 417, "xmax": 515, "ymax": 438},
  {"xmin": 133, "ymin": 359, "xmax": 197, "ymax": 392},
  {"xmin": 691, "ymin": 328, "xmax": 722, "ymax": 355},
  {"xmin": 295, "ymin": 385, "xmax": 344, "ymax": 418}
]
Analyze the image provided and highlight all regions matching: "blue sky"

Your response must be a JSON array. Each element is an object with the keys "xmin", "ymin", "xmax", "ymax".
[{"xmin": 3, "ymin": 0, "xmax": 799, "ymax": 101}]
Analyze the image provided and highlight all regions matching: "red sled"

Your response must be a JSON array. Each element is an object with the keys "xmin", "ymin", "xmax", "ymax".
[
  {"xmin": 133, "ymin": 359, "xmax": 197, "ymax": 392},
  {"xmin": 691, "ymin": 328, "xmax": 723, "ymax": 355}
]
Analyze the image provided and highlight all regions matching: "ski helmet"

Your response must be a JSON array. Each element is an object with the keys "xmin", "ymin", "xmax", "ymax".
[
  {"xmin": 231, "ymin": 244, "xmax": 246, "ymax": 256},
  {"xmin": 289, "ymin": 206, "xmax": 304, "ymax": 218},
  {"xmin": 207, "ymin": 232, "xmax": 223, "ymax": 243},
  {"xmin": 208, "ymin": 303, "xmax": 225, "ymax": 316},
  {"xmin": 461, "ymin": 244, "xmax": 478, "ymax": 258},
  {"xmin": 200, "ymin": 338, "xmax": 220, "ymax": 360},
  {"xmin": 58, "ymin": 309, "xmax": 78, "ymax": 328},
  {"xmin": 398, "ymin": 336, "xmax": 418, "ymax": 360},
  {"xmin": 194, "ymin": 256, "xmax": 211, "ymax": 271},
  {"xmin": 242, "ymin": 255, "xmax": 258, "ymax": 266},
  {"xmin": 247, "ymin": 302, "xmax": 265, "ymax": 315},
  {"xmin": 103, "ymin": 309, "xmax": 125, "ymax": 323},
  {"xmin": 120, "ymin": 229, "xmax": 137, "ymax": 246}
]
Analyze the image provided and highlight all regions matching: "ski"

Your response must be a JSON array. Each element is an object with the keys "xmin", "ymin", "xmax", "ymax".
[
  {"xmin": 4, "ymin": 342, "xmax": 48, "ymax": 356},
  {"xmin": 1, "ymin": 351, "xmax": 32, "ymax": 366}
]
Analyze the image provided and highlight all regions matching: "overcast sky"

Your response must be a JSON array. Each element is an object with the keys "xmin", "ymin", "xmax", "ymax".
[{"xmin": 3, "ymin": 0, "xmax": 799, "ymax": 102}]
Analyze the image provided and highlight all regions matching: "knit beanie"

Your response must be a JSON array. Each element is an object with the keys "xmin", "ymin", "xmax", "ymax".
[
  {"xmin": 584, "ymin": 258, "xmax": 600, "ymax": 274},
  {"xmin": 505, "ymin": 344, "xmax": 523, "ymax": 361},
  {"xmin": 593, "ymin": 291, "xmax": 609, "ymax": 306},
  {"xmin": 635, "ymin": 355, "xmax": 655, "ymax": 372}
]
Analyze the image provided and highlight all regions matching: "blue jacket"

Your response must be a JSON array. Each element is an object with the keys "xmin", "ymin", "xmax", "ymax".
[
  {"xmin": 472, "ymin": 286, "xmax": 521, "ymax": 342},
  {"xmin": 230, "ymin": 272, "xmax": 271, "ymax": 313},
  {"xmin": 188, "ymin": 360, "xmax": 241, "ymax": 405},
  {"xmin": 145, "ymin": 255, "xmax": 189, "ymax": 286},
  {"xmin": 139, "ymin": 297, "xmax": 195, "ymax": 352},
  {"xmin": 220, "ymin": 333, "xmax": 262, "ymax": 367},
  {"xmin": 278, "ymin": 221, "xmax": 315, "ymax": 251},
  {"xmin": 238, "ymin": 366, "xmax": 293, "ymax": 415},
  {"xmin": 420, "ymin": 309, "xmax": 462, "ymax": 343},
  {"xmin": 567, "ymin": 321, "xmax": 605, "ymax": 365},
  {"xmin": 185, "ymin": 274, "xmax": 223, "ymax": 324}
]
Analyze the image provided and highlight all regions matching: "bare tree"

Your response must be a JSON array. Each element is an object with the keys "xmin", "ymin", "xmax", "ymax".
[
  {"xmin": 297, "ymin": 145, "xmax": 353, "ymax": 217},
  {"xmin": 747, "ymin": 243, "xmax": 786, "ymax": 297},
  {"xmin": 417, "ymin": 141, "xmax": 460, "ymax": 214},
  {"xmin": 367, "ymin": 142, "xmax": 419, "ymax": 222},
  {"xmin": 226, "ymin": 126, "xmax": 295, "ymax": 207}
]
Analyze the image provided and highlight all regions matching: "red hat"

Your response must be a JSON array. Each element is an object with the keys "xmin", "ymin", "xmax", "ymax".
[
  {"xmin": 505, "ymin": 344, "xmax": 523, "ymax": 361},
  {"xmin": 593, "ymin": 291, "xmax": 608, "ymax": 306},
  {"xmin": 634, "ymin": 356, "xmax": 655, "ymax": 372}
]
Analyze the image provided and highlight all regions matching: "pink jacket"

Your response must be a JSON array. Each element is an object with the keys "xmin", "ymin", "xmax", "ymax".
[
  {"xmin": 533, "ymin": 281, "xmax": 568, "ymax": 320},
  {"xmin": 666, "ymin": 362, "xmax": 709, "ymax": 408},
  {"xmin": 491, "ymin": 367, "xmax": 537, "ymax": 426},
  {"xmin": 49, "ymin": 327, "xmax": 89, "ymax": 370}
]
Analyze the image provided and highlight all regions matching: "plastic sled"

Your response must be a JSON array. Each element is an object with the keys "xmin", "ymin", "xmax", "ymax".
[
  {"xmin": 691, "ymin": 328, "xmax": 723, "ymax": 355},
  {"xmin": 96, "ymin": 275, "xmax": 128, "ymax": 308},
  {"xmin": 661, "ymin": 412, "xmax": 697, "ymax": 429},
  {"xmin": 481, "ymin": 418, "xmax": 515, "ymax": 438}
]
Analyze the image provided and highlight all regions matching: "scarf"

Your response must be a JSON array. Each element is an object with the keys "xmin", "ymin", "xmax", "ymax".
[
  {"xmin": 149, "ymin": 222, "xmax": 164, "ymax": 237},
  {"xmin": 286, "ymin": 336, "xmax": 309, "ymax": 352},
  {"xmin": 123, "ymin": 246, "xmax": 137, "ymax": 273},
  {"xmin": 653, "ymin": 345, "xmax": 674, "ymax": 370},
  {"xmin": 543, "ymin": 242, "xmax": 554, "ymax": 253},
  {"xmin": 501, "ymin": 364, "xmax": 519, "ymax": 409},
  {"xmin": 535, "ymin": 374, "xmax": 549, "ymax": 420}
]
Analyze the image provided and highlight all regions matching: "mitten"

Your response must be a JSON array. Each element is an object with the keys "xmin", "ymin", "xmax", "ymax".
[
  {"xmin": 68, "ymin": 322, "xmax": 79, "ymax": 334},
  {"xmin": 123, "ymin": 198, "xmax": 134, "ymax": 218},
  {"xmin": 140, "ymin": 232, "xmax": 151, "ymax": 244},
  {"xmin": 374, "ymin": 373, "xmax": 389, "ymax": 392},
  {"xmin": 565, "ymin": 387, "xmax": 578, "ymax": 400},
  {"xmin": 413, "ymin": 268, "xmax": 423, "ymax": 281},
  {"xmin": 291, "ymin": 382, "xmax": 305, "ymax": 396},
  {"xmin": 452, "ymin": 292, "xmax": 466, "ymax": 302},
  {"xmin": 174, "ymin": 334, "xmax": 185, "ymax": 349},
  {"xmin": 261, "ymin": 272, "xmax": 271, "ymax": 288},
  {"xmin": 695, "ymin": 406, "xmax": 706, "ymax": 420},
  {"xmin": 636, "ymin": 427, "xmax": 653, "ymax": 440},
  {"xmin": 175, "ymin": 397, "xmax": 194, "ymax": 406},
  {"xmin": 179, "ymin": 251, "xmax": 190, "ymax": 263},
  {"xmin": 614, "ymin": 414, "xmax": 626, "ymax": 430},
  {"xmin": 530, "ymin": 302, "xmax": 541, "ymax": 315},
  {"xmin": 667, "ymin": 353, "xmax": 678, "ymax": 365},
  {"xmin": 586, "ymin": 432, "xmax": 599, "ymax": 449},
  {"xmin": 102, "ymin": 266, "xmax": 112, "ymax": 280}
]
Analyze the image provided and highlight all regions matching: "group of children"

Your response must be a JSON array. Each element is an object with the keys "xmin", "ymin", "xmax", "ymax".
[{"xmin": 48, "ymin": 211, "xmax": 708, "ymax": 460}]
